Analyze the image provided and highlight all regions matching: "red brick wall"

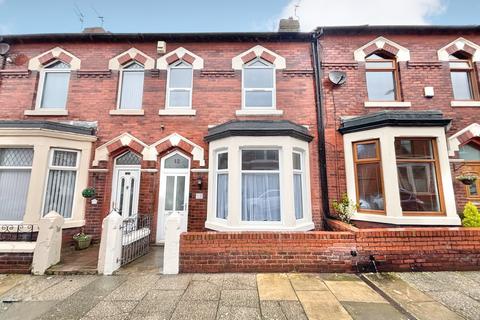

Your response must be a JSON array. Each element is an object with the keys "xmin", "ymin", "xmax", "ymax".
[{"xmin": 0, "ymin": 253, "xmax": 33, "ymax": 274}]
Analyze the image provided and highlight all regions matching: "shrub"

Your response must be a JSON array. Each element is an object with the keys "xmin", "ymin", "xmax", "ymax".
[
  {"xmin": 332, "ymin": 193, "xmax": 358, "ymax": 224},
  {"xmin": 462, "ymin": 202, "xmax": 480, "ymax": 227}
]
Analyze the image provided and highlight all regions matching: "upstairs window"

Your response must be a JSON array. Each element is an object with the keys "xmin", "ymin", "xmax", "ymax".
[
  {"xmin": 38, "ymin": 61, "xmax": 71, "ymax": 109},
  {"xmin": 449, "ymin": 53, "xmax": 477, "ymax": 100},
  {"xmin": 365, "ymin": 53, "xmax": 399, "ymax": 101},
  {"xmin": 119, "ymin": 62, "xmax": 145, "ymax": 109},
  {"xmin": 167, "ymin": 60, "xmax": 193, "ymax": 108},
  {"xmin": 243, "ymin": 58, "xmax": 275, "ymax": 109}
]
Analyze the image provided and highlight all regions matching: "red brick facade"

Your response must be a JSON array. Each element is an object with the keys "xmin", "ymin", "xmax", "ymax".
[{"xmin": 0, "ymin": 253, "xmax": 33, "ymax": 274}]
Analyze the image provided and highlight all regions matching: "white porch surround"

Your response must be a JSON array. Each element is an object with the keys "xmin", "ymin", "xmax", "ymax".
[
  {"xmin": 353, "ymin": 37, "xmax": 411, "ymax": 62},
  {"xmin": 448, "ymin": 123, "xmax": 480, "ymax": 157},
  {"xmin": 343, "ymin": 126, "xmax": 461, "ymax": 225}
]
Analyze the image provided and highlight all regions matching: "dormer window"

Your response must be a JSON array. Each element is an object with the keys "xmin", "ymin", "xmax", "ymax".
[
  {"xmin": 449, "ymin": 53, "xmax": 478, "ymax": 101},
  {"xmin": 167, "ymin": 60, "xmax": 193, "ymax": 109},
  {"xmin": 365, "ymin": 53, "xmax": 399, "ymax": 101},
  {"xmin": 243, "ymin": 58, "xmax": 275, "ymax": 109},
  {"xmin": 118, "ymin": 62, "xmax": 145, "ymax": 110},
  {"xmin": 37, "ymin": 61, "xmax": 71, "ymax": 109}
]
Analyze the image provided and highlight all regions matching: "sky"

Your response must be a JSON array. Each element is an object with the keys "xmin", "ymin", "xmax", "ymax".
[{"xmin": 0, "ymin": 0, "xmax": 479, "ymax": 35}]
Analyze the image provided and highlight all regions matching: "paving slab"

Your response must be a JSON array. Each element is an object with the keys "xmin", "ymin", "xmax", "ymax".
[
  {"xmin": 155, "ymin": 274, "xmax": 192, "ymax": 290},
  {"xmin": 192, "ymin": 273, "xmax": 225, "ymax": 286},
  {"xmin": 170, "ymin": 300, "xmax": 218, "ymax": 320},
  {"xmin": 260, "ymin": 300, "xmax": 308, "ymax": 320},
  {"xmin": 0, "ymin": 274, "xmax": 28, "ymax": 296},
  {"xmin": 105, "ymin": 274, "xmax": 158, "ymax": 301},
  {"xmin": 325, "ymin": 280, "xmax": 387, "ymax": 304},
  {"xmin": 319, "ymin": 274, "xmax": 362, "ymax": 282},
  {"xmin": 426, "ymin": 290, "xmax": 480, "ymax": 320},
  {"xmin": 257, "ymin": 273, "xmax": 297, "ymax": 301},
  {"xmin": 397, "ymin": 272, "xmax": 451, "ymax": 292},
  {"xmin": 80, "ymin": 300, "xmax": 138, "ymax": 320},
  {"xmin": 288, "ymin": 273, "xmax": 328, "ymax": 291},
  {"xmin": 341, "ymin": 301, "xmax": 408, "ymax": 320},
  {"xmin": 132, "ymin": 289, "xmax": 183, "ymax": 317},
  {"xmin": 220, "ymin": 289, "xmax": 259, "ymax": 308},
  {"xmin": 406, "ymin": 301, "xmax": 464, "ymax": 320},
  {"xmin": 296, "ymin": 290, "xmax": 352, "ymax": 320},
  {"xmin": 216, "ymin": 305, "xmax": 261, "ymax": 320},
  {"xmin": 0, "ymin": 301, "xmax": 58, "ymax": 320},
  {"xmin": 33, "ymin": 276, "xmax": 97, "ymax": 301},
  {"xmin": 427, "ymin": 272, "xmax": 480, "ymax": 301},
  {"xmin": 0, "ymin": 275, "xmax": 64, "ymax": 301},
  {"xmin": 182, "ymin": 280, "xmax": 222, "ymax": 301},
  {"xmin": 222, "ymin": 273, "xmax": 256, "ymax": 290}
]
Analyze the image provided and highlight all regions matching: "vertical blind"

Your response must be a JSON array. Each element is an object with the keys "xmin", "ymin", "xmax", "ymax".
[
  {"xmin": 293, "ymin": 152, "xmax": 304, "ymax": 220},
  {"xmin": 216, "ymin": 152, "xmax": 229, "ymax": 219}
]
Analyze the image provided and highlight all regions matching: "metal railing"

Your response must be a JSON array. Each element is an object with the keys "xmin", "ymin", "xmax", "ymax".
[
  {"xmin": 0, "ymin": 224, "xmax": 38, "ymax": 241},
  {"xmin": 120, "ymin": 215, "xmax": 152, "ymax": 266}
]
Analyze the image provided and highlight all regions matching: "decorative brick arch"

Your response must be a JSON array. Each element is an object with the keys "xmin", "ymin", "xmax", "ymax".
[
  {"xmin": 92, "ymin": 133, "xmax": 154, "ymax": 166},
  {"xmin": 108, "ymin": 48, "xmax": 155, "ymax": 70},
  {"xmin": 354, "ymin": 37, "xmax": 410, "ymax": 62},
  {"xmin": 28, "ymin": 47, "xmax": 81, "ymax": 71},
  {"xmin": 448, "ymin": 123, "xmax": 480, "ymax": 157},
  {"xmin": 151, "ymin": 133, "xmax": 205, "ymax": 166},
  {"xmin": 157, "ymin": 47, "xmax": 204, "ymax": 70},
  {"xmin": 438, "ymin": 38, "xmax": 480, "ymax": 62},
  {"xmin": 232, "ymin": 45, "xmax": 286, "ymax": 70}
]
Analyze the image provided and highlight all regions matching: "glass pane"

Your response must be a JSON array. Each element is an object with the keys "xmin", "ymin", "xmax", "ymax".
[
  {"xmin": 43, "ymin": 169, "xmax": 76, "ymax": 218},
  {"xmin": 165, "ymin": 154, "xmax": 189, "ymax": 169},
  {"xmin": 242, "ymin": 150, "xmax": 279, "ymax": 171},
  {"xmin": 245, "ymin": 91, "xmax": 273, "ymax": 107},
  {"xmin": 116, "ymin": 151, "xmax": 141, "ymax": 165},
  {"xmin": 449, "ymin": 61, "xmax": 470, "ymax": 69},
  {"xmin": 293, "ymin": 153, "xmax": 302, "ymax": 170},
  {"xmin": 118, "ymin": 177, "xmax": 125, "ymax": 214},
  {"xmin": 395, "ymin": 139, "xmax": 433, "ymax": 160},
  {"xmin": 451, "ymin": 71, "xmax": 473, "ymax": 100},
  {"xmin": 218, "ymin": 152, "xmax": 228, "ymax": 170},
  {"xmin": 356, "ymin": 163, "xmax": 384, "ymax": 211},
  {"xmin": 366, "ymin": 53, "xmax": 387, "ymax": 60},
  {"xmin": 356, "ymin": 143, "xmax": 377, "ymax": 160},
  {"xmin": 164, "ymin": 176, "xmax": 174, "ymax": 210},
  {"xmin": 41, "ymin": 71, "xmax": 70, "ymax": 108},
  {"xmin": 0, "ymin": 148, "xmax": 33, "ymax": 167},
  {"xmin": 47, "ymin": 61, "xmax": 70, "ymax": 69},
  {"xmin": 0, "ymin": 169, "xmax": 31, "ymax": 221},
  {"xmin": 168, "ymin": 90, "xmax": 191, "ymax": 107},
  {"xmin": 170, "ymin": 67, "xmax": 192, "ymax": 88},
  {"xmin": 175, "ymin": 176, "xmax": 186, "ymax": 211},
  {"xmin": 293, "ymin": 174, "xmax": 303, "ymax": 219},
  {"xmin": 241, "ymin": 173, "xmax": 280, "ymax": 221},
  {"xmin": 120, "ymin": 71, "xmax": 144, "ymax": 109},
  {"xmin": 470, "ymin": 182, "xmax": 479, "ymax": 196},
  {"xmin": 124, "ymin": 62, "xmax": 143, "ymax": 70},
  {"xmin": 244, "ymin": 68, "xmax": 274, "ymax": 88},
  {"xmin": 365, "ymin": 61, "xmax": 394, "ymax": 69},
  {"xmin": 216, "ymin": 174, "xmax": 228, "ymax": 219},
  {"xmin": 128, "ymin": 178, "xmax": 135, "ymax": 217},
  {"xmin": 52, "ymin": 150, "xmax": 77, "ymax": 167},
  {"xmin": 397, "ymin": 163, "xmax": 440, "ymax": 212},
  {"xmin": 459, "ymin": 143, "xmax": 480, "ymax": 161},
  {"xmin": 366, "ymin": 71, "xmax": 396, "ymax": 101},
  {"xmin": 249, "ymin": 60, "xmax": 269, "ymax": 67}
]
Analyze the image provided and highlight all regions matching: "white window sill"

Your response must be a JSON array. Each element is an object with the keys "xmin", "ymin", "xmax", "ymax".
[
  {"xmin": 63, "ymin": 219, "xmax": 85, "ymax": 229},
  {"xmin": 0, "ymin": 241, "xmax": 36, "ymax": 253},
  {"xmin": 109, "ymin": 109, "xmax": 144, "ymax": 116},
  {"xmin": 364, "ymin": 101, "xmax": 412, "ymax": 108},
  {"xmin": 24, "ymin": 109, "xmax": 68, "ymax": 116},
  {"xmin": 158, "ymin": 108, "xmax": 197, "ymax": 116},
  {"xmin": 450, "ymin": 101, "xmax": 480, "ymax": 107},
  {"xmin": 205, "ymin": 220, "xmax": 314, "ymax": 232},
  {"xmin": 351, "ymin": 213, "xmax": 461, "ymax": 226},
  {"xmin": 235, "ymin": 109, "xmax": 284, "ymax": 116}
]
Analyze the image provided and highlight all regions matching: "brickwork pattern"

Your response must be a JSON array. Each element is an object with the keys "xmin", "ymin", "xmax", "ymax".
[{"xmin": 0, "ymin": 253, "xmax": 33, "ymax": 274}]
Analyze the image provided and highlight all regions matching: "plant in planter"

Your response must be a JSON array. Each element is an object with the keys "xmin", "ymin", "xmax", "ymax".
[
  {"xmin": 73, "ymin": 230, "xmax": 92, "ymax": 250},
  {"xmin": 332, "ymin": 193, "xmax": 358, "ymax": 224},
  {"xmin": 456, "ymin": 174, "xmax": 478, "ymax": 185},
  {"xmin": 462, "ymin": 202, "xmax": 480, "ymax": 227},
  {"xmin": 81, "ymin": 187, "xmax": 96, "ymax": 198}
]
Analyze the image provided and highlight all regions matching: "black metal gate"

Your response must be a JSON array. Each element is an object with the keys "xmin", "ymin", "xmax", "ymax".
[{"xmin": 120, "ymin": 215, "xmax": 152, "ymax": 266}]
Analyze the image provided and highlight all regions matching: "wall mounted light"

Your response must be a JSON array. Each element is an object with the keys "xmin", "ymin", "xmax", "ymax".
[{"xmin": 197, "ymin": 177, "xmax": 203, "ymax": 190}]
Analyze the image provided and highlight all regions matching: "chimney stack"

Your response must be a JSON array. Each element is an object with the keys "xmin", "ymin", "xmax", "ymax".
[
  {"xmin": 82, "ymin": 27, "xmax": 107, "ymax": 34},
  {"xmin": 278, "ymin": 17, "xmax": 300, "ymax": 32}
]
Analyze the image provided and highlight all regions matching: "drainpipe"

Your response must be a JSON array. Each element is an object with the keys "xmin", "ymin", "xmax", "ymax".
[{"xmin": 311, "ymin": 29, "xmax": 331, "ymax": 224}]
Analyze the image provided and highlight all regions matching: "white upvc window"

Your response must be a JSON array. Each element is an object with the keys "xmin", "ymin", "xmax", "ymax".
[
  {"xmin": 242, "ymin": 58, "xmax": 275, "ymax": 109},
  {"xmin": 36, "ymin": 61, "xmax": 71, "ymax": 109},
  {"xmin": 293, "ymin": 151, "xmax": 305, "ymax": 220},
  {"xmin": 0, "ymin": 148, "xmax": 34, "ymax": 223},
  {"xmin": 166, "ymin": 60, "xmax": 193, "ymax": 108},
  {"xmin": 118, "ymin": 61, "xmax": 145, "ymax": 110},
  {"xmin": 215, "ymin": 151, "xmax": 228, "ymax": 219},
  {"xmin": 43, "ymin": 149, "xmax": 80, "ymax": 219}
]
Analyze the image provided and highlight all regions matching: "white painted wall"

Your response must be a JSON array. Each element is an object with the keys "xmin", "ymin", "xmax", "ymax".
[
  {"xmin": 32, "ymin": 211, "xmax": 64, "ymax": 275},
  {"xmin": 97, "ymin": 210, "xmax": 124, "ymax": 275}
]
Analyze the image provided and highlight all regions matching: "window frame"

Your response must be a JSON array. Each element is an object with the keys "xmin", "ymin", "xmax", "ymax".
[
  {"xmin": 35, "ymin": 60, "xmax": 71, "ymax": 110},
  {"xmin": 214, "ymin": 150, "xmax": 228, "ymax": 220},
  {"xmin": 449, "ymin": 56, "xmax": 479, "ymax": 101},
  {"xmin": 352, "ymin": 139, "xmax": 386, "ymax": 215},
  {"xmin": 292, "ymin": 150, "xmax": 306, "ymax": 220},
  {"xmin": 42, "ymin": 148, "xmax": 81, "ymax": 219},
  {"xmin": 242, "ymin": 58, "xmax": 276, "ymax": 110},
  {"xmin": 116, "ymin": 61, "xmax": 145, "ymax": 110},
  {"xmin": 365, "ymin": 53, "xmax": 401, "ymax": 102},
  {"xmin": 166, "ymin": 60, "xmax": 193, "ymax": 109},
  {"xmin": 394, "ymin": 137, "xmax": 445, "ymax": 216}
]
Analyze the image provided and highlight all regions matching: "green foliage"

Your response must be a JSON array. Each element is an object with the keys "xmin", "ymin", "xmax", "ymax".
[
  {"xmin": 81, "ymin": 187, "xmax": 96, "ymax": 198},
  {"xmin": 462, "ymin": 202, "xmax": 480, "ymax": 227},
  {"xmin": 332, "ymin": 193, "xmax": 358, "ymax": 224}
]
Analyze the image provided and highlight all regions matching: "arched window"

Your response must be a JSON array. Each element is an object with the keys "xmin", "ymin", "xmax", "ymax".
[
  {"xmin": 115, "ymin": 151, "xmax": 142, "ymax": 166},
  {"xmin": 365, "ymin": 52, "xmax": 400, "ymax": 101},
  {"xmin": 166, "ymin": 60, "xmax": 193, "ymax": 109},
  {"xmin": 37, "ymin": 61, "xmax": 71, "ymax": 109},
  {"xmin": 242, "ymin": 58, "xmax": 275, "ymax": 109},
  {"xmin": 449, "ymin": 53, "xmax": 478, "ymax": 101},
  {"xmin": 118, "ymin": 61, "xmax": 145, "ymax": 110}
]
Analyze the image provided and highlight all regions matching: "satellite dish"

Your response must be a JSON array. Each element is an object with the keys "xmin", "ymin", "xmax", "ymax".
[
  {"xmin": 328, "ymin": 71, "xmax": 347, "ymax": 85},
  {"xmin": 0, "ymin": 43, "xmax": 10, "ymax": 55}
]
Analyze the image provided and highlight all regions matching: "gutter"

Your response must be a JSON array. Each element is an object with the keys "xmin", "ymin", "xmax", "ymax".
[{"xmin": 311, "ymin": 29, "xmax": 331, "ymax": 223}]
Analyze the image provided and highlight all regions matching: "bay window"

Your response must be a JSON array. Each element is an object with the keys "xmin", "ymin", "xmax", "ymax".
[
  {"xmin": 293, "ymin": 151, "xmax": 305, "ymax": 219},
  {"xmin": 243, "ymin": 58, "xmax": 275, "ymax": 109},
  {"xmin": 118, "ymin": 62, "xmax": 145, "ymax": 109},
  {"xmin": 37, "ymin": 61, "xmax": 71, "ymax": 109},
  {"xmin": 167, "ymin": 60, "xmax": 193, "ymax": 108},
  {"xmin": 216, "ymin": 151, "xmax": 228, "ymax": 219}
]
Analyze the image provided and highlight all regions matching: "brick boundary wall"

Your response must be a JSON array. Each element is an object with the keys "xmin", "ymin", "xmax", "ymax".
[
  {"xmin": 0, "ymin": 253, "xmax": 33, "ymax": 274},
  {"xmin": 179, "ymin": 220, "xmax": 480, "ymax": 273}
]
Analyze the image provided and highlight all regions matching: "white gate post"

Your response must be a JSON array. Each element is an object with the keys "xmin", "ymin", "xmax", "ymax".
[
  {"xmin": 163, "ymin": 212, "xmax": 182, "ymax": 274},
  {"xmin": 32, "ymin": 211, "xmax": 65, "ymax": 275},
  {"xmin": 97, "ymin": 210, "xmax": 123, "ymax": 275}
]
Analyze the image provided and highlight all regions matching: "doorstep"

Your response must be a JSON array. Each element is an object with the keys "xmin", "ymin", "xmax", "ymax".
[{"xmin": 45, "ymin": 244, "xmax": 99, "ymax": 275}]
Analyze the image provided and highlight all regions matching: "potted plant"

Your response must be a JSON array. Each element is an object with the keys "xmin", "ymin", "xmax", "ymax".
[
  {"xmin": 332, "ymin": 193, "xmax": 358, "ymax": 225},
  {"xmin": 73, "ymin": 230, "xmax": 92, "ymax": 250},
  {"xmin": 456, "ymin": 174, "xmax": 478, "ymax": 186},
  {"xmin": 81, "ymin": 187, "xmax": 96, "ymax": 198}
]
